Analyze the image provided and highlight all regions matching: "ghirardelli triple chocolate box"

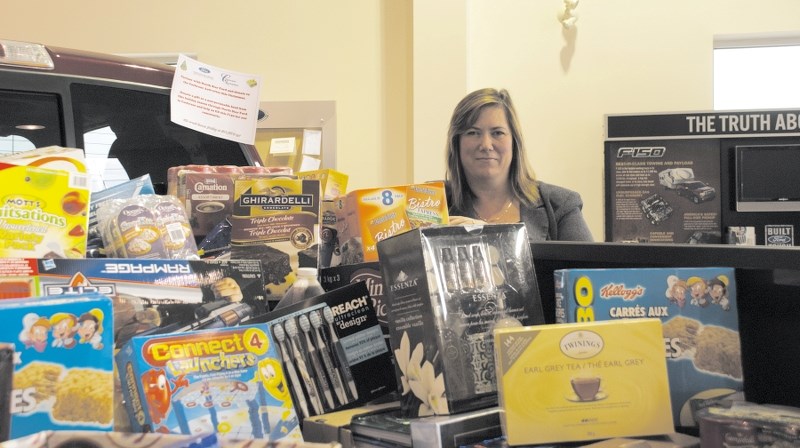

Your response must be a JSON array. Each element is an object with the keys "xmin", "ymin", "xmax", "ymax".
[
  {"xmin": 230, "ymin": 177, "xmax": 321, "ymax": 304},
  {"xmin": 377, "ymin": 224, "xmax": 544, "ymax": 417},
  {"xmin": 555, "ymin": 267, "xmax": 742, "ymax": 430}
]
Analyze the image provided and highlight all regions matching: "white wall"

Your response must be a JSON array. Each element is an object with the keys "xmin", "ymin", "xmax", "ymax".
[{"xmin": 5, "ymin": 1, "xmax": 800, "ymax": 239}]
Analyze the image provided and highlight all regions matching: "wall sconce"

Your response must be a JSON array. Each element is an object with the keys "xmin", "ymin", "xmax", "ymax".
[{"xmin": 559, "ymin": 0, "xmax": 579, "ymax": 29}]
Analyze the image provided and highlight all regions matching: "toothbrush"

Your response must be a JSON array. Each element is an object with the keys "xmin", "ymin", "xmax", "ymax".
[
  {"xmin": 322, "ymin": 306, "xmax": 359, "ymax": 400},
  {"xmin": 272, "ymin": 322, "xmax": 309, "ymax": 419},
  {"xmin": 284, "ymin": 317, "xmax": 324, "ymax": 415},
  {"xmin": 299, "ymin": 313, "xmax": 335, "ymax": 410},
  {"xmin": 309, "ymin": 309, "xmax": 348, "ymax": 406}
]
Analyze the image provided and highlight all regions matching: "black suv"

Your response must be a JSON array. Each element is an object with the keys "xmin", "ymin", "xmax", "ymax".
[{"xmin": 0, "ymin": 39, "xmax": 263, "ymax": 193}]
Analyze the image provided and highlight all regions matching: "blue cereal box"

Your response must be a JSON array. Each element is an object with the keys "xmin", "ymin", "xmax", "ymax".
[
  {"xmin": 554, "ymin": 267, "xmax": 741, "ymax": 429},
  {"xmin": 116, "ymin": 323, "xmax": 303, "ymax": 442},
  {"xmin": 1, "ymin": 293, "xmax": 114, "ymax": 439}
]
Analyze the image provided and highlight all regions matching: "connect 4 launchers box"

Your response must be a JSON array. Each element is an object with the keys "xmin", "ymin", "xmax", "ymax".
[{"xmin": 116, "ymin": 323, "xmax": 303, "ymax": 442}]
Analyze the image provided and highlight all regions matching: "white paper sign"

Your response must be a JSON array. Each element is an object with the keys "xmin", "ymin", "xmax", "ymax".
[
  {"xmin": 270, "ymin": 137, "xmax": 296, "ymax": 155},
  {"xmin": 301, "ymin": 129, "xmax": 322, "ymax": 155},
  {"xmin": 299, "ymin": 155, "xmax": 322, "ymax": 171},
  {"xmin": 170, "ymin": 54, "xmax": 262, "ymax": 145}
]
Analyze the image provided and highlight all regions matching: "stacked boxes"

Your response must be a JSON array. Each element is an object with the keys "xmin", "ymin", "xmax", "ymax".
[
  {"xmin": 494, "ymin": 319, "xmax": 674, "ymax": 445},
  {"xmin": 116, "ymin": 323, "xmax": 303, "ymax": 441},
  {"xmin": 376, "ymin": 224, "xmax": 544, "ymax": 417},
  {"xmin": 333, "ymin": 182, "xmax": 449, "ymax": 265},
  {"xmin": 554, "ymin": 267, "xmax": 742, "ymax": 429},
  {"xmin": 0, "ymin": 293, "xmax": 114, "ymax": 439}
]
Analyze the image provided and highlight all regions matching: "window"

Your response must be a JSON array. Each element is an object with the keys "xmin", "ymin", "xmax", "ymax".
[{"xmin": 714, "ymin": 34, "xmax": 800, "ymax": 110}]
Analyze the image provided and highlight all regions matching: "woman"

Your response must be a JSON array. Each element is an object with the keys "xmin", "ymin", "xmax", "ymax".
[{"xmin": 445, "ymin": 88, "xmax": 593, "ymax": 241}]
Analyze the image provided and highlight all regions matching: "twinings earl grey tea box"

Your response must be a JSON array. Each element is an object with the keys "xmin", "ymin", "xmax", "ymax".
[{"xmin": 494, "ymin": 318, "xmax": 673, "ymax": 445}]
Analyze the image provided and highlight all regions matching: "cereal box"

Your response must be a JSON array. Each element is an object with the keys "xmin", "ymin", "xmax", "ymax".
[
  {"xmin": 554, "ymin": 267, "xmax": 741, "ymax": 429},
  {"xmin": 116, "ymin": 324, "xmax": 303, "ymax": 442},
  {"xmin": 494, "ymin": 319, "xmax": 674, "ymax": 445},
  {"xmin": 0, "ymin": 293, "xmax": 114, "ymax": 439},
  {"xmin": 0, "ymin": 163, "xmax": 89, "ymax": 258},
  {"xmin": 333, "ymin": 182, "xmax": 449, "ymax": 265},
  {"xmin": 230, "ymin": 177, "xmax": 321, "ymax": 304}
]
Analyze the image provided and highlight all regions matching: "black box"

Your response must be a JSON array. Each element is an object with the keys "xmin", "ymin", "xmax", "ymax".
[{"xmin": 377, "ymin": 224, "xmax": 544, "ymax": 417}]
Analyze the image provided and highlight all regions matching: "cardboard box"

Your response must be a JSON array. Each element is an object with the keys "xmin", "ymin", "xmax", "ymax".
[
  {"xmin": 230, "ymin": 177, "xmax": 321, "ymax": 304},
  {"xmin": 115, "ymin": 323, "xmax": 304, "ymax": 441},
  {"xmin": 253, "ymin": 282, "xmax": 396, "ymax": 420},
  {"xmin": 377, "ymin": 224, "xmax": 544, "ymax": 417},
  {"xmin": 1, "ymin": 293, "xmax": 114, "ymax": 439},
  {"xmin": 494, "ymin": 319, "xmax": 674, "ymax": 445},
  {"xmin": 333, "ymin": 182, "xmax": 449, "ymax": 265},
  {"xmin": 554, "ymin": 267, "xmax": 742, "ymax": 428},
  {"xmin": 0, "ymin": 258, "xmax": 268, "ymax": 348},
  {"xmin": 0, "ymin": 163, "xmax": 89, "ymax": 258},
  {"xmin": 0, "ymin": 146, "xmax": 86, "ymax": 173},
  {"xmin": 296, "ymin": 169, "xmax": 349, "ymax": 201}
]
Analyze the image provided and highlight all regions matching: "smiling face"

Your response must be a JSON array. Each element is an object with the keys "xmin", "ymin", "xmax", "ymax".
[{"xmin": 458, "ymin": 105, "xmax": 514, "ymax": 187}]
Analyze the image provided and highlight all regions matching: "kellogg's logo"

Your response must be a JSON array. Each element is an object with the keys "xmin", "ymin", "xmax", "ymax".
[{"xmin": 599, "ymin": 283, "xmax": 645, "ymax": 301}]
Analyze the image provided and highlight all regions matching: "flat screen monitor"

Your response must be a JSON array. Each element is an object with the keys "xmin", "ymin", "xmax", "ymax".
[
  {"xmin": 735, "ymin": 144, "xmax": 800, "ymax": 212},
  {"xmin": 530, "ymin": 241, "xmax": 800, "ymax": 409}
]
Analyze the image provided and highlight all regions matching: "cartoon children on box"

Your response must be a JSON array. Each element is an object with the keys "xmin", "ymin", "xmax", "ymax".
[{"xmin": 18, "ymin": 309, "xmax": 105, "ymax": 352}]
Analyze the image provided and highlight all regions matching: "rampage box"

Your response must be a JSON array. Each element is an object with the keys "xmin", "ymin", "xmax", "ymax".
[
  {"xmin": 253, "ymin": 281, "xmax": 396, "ymax": 420},
  {"xmin": 554, "ymin": 267, "xmax": 742, "ymax": 429},
  {"xmin": 116, "ymin": 323, "xmax": 303, "ymax": 441},
  {"xmin": 495, "ymin": 319, "xmax": 673, "ymax": 445},
  {"xmin": 0, "ymin": 293, "xmax": 114, "ymax": 439},
  {"xmin": 377, "ymin": 224, "xmax": 544, "ymax": 417},
  {"xmin": 0, "ymin": 258, "xmax": 268, "ymax": 348}
]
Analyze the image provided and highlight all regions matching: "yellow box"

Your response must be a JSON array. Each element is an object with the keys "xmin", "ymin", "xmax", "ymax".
[
  {"xmin": 0, "ymin": 163, "xmax": 90, "ymax": 258},
  {"xmin": 333, "ymin": 181, "xmax": 449, "ymax": 265},
  {"xmin": 296, "ymin": 168, "xmax": 349, "ymax": 201},
  {"xmin": 494, "ymin": 318, "xmax": 674, "ymax": 445},
  {"xmin": 0, "ymin": 145, "xmax": 87, "ymax": 173}
]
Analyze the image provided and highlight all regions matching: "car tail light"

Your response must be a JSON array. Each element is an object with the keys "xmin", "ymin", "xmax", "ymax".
[{"xmin": 0, "ymin": 39, "xmax": 54, "ymax": 69}]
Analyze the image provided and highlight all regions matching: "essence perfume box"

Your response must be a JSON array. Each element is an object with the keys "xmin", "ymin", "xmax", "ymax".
[
  {"xmin": 377, "ymin": 223, "xmax": 544, "ymax": 417},
  {"xmin": 494, "ymin": 318, "xmax": 674, "ymax": 445},
  {"xmin": 554, "ymin": 267, "xmax": 742, "ymax": 429}
]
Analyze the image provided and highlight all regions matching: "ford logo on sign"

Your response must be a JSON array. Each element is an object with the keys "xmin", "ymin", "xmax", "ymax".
[
  {"xmin": 199, "ymin": 67, "xmax": 211, "ymax": 74},
  {"xmin": 767, "ymin": 235, "xmax": 792, "ymax": 245}
]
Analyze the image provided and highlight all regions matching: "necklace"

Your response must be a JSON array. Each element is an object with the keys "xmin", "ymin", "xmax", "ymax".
[{"xmin": 474, "ymin": 199, "xmax": 517, "ymax": 223}]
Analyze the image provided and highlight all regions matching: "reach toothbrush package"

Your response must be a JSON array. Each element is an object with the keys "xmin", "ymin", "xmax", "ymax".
[
  {"xmin": 115, "ymin": 323, "xmax": 304, "ymax": 442},
  {"xmin": 252, "ymin": 281, "xmax": 396, "ymax": 420}
]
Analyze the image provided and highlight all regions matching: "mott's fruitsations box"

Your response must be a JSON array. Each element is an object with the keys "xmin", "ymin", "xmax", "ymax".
[
  {"xmin": 0, "ymin": 162, "xmax": 89, "ymax": 259},
  {"xmin": 230, "ymin": 178, "xmax": 321, "ymax": 303},
  {"xmin": 377, "ymin": 224, "xmax": 545, "ymax": 417},
  {"xmin": 0, "ymin": 293, "xmax": 114, "ymax": 439},
  {"xmin": 116, "ymin": 323, "xmax": 303, "ymax": 441},
  {"xmin": 494, "ymin": 319, "xmax": 674, "ymax": 445},
  {"xmin": 555, "ymin": 267, "xmax": 742, "ymax": 429},
  {"xmin": 333, "ymin": 182, "xmax": 449, "ymax": 265},
  {"xmin": 0, "ymin": 258, "xmax": 268, "ymax": 348}
]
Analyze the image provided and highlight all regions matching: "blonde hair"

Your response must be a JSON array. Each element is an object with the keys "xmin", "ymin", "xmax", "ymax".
[{"xmin": 445, "ymin": 88, "xmax": 539, "ymax": 212}]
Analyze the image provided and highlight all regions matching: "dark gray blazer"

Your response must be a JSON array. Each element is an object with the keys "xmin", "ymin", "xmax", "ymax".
[{"xmin": 447, "ymin": 181, "xmax": 594, "ymax": 242}]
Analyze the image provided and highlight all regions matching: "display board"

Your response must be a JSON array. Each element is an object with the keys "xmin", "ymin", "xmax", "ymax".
[{"xmin": 605, "ymin": 109, "xmax": 800, "ymax": 245}]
